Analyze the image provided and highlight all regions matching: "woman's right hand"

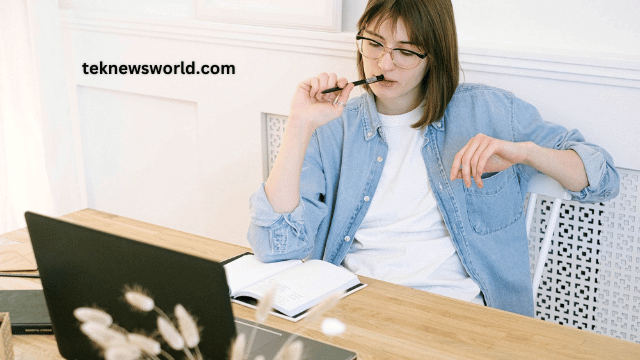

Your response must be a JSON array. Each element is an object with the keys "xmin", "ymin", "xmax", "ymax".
[
  {"xmin": 289, "ymin": 73, "xmax": 355, "ymax": 131},
  {"xmin": 264, "ymin": 73, "xmax": 354, "ymax": 213}
]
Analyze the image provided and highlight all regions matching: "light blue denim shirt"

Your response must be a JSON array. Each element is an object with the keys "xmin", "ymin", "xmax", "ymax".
[{"xmin": 248, "ymin": 83, "xmax": 620, "ymax": 317}]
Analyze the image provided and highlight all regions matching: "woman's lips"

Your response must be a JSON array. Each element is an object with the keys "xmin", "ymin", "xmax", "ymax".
[{"xmin": 374, "ymin": 80, "xmax": 395, "ymax": 88}]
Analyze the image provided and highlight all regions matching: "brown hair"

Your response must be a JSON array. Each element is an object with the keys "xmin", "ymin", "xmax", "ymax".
[{"xmin": 356, "ymin": 0, "xmax": 460, "ymax": 128}]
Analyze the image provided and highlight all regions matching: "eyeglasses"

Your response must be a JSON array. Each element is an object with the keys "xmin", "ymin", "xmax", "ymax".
[{"xmin": 356, "ymin": 35, "xmax": 428, "ymax": 70}]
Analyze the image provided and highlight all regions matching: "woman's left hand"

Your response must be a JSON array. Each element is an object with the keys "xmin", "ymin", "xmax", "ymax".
[{"xmin": 450, "ymin": 133, "xmax": 529, "ymax": 188}]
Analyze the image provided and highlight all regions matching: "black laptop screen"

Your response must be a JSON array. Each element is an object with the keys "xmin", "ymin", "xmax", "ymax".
[{"xmin": 25, "ymin": 212, "xmax": 236, "ymax": 360}]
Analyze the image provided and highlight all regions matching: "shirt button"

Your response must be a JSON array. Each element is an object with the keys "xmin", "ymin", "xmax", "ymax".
[
  {"xmin": 364, "ymin": 196, "xmax": 370, "ymax": 202},
  {"xmin": 344, "ymin": 236, "xmax": 351, "ymax": 242},
  {"xmin": 377, "ymin": 156, "xmax": 383, "ymax": 162},
  {"xmin": 367, "ymin": 132, "xmax": 373, "ymax": 137}
]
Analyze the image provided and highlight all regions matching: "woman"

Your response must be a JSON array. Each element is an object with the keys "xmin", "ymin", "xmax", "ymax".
[{"xmin": 247, "ymin": 0, "xmax": 619, "ymax": 317}]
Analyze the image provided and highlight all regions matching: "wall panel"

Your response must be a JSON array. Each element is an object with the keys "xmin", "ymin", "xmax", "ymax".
[
  {"xmin": 65, "ymin": 12, "xmax": 359, "ymax": 246},
  {"xmin": 76, "ymin": 87, "xmax": 204, "ymax": 235}
]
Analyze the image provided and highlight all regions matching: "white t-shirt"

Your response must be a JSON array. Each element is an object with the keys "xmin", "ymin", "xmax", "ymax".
[{"xmin": 342, "ymin": 105, "xmax": 484, "ymax": 305}]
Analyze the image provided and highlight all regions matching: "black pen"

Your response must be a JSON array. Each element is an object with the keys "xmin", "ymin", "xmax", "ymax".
[
  {"xmin": 321, "ymin": 75, "xmax": 385, "ymax": 94},
  {"xmin": 0, "ymin": 272, "xmax": 40, "ymax": 278}
]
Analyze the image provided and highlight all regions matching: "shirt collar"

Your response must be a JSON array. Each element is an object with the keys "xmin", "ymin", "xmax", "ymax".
[
  {"xmin": 362, "ymin": 92, "xmax": 383, "ymax": 141},
  {"xmin": 361, "ymin": 92, "xmax": 446, "ymax": 139},
  {"xmin": 431, "ymin": 117, "xmax": 446, "ymax": 132}
]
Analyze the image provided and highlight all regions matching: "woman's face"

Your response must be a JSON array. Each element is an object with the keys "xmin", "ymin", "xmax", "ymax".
[{"xmin": 361, "ymin": 17, "xmax": 428, "ymax": 115}]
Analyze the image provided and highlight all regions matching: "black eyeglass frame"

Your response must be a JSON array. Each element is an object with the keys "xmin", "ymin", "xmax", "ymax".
[{"xmin": 356, "ymin": 35, "xmax": 428, "ymax": 69}]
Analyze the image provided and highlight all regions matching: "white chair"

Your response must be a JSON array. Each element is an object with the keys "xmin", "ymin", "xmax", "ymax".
[{"xmin": 526, "ymin": 173, "xmax": 571, "ymax": 299}]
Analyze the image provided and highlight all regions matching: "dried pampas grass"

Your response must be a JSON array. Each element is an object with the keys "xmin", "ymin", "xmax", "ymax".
[
  {"xmin": 271, "ymin": 290, "xmax": 345, "ymax": 360},
  {"xmin": 127, "ymin": 333, "xmax": 162, "ymax": 356},
  {"xmin": 157, "ymin": 316, "xmax": 184, "ymax": 351},
  {"xmin": 104, "ymin": 344, "xmax": 142, "ymax": 360},
  {"xmin": 80, "ymin": 322, "xmax": 127, "ymax": 348},
  {"xmin": 305, "ymin": 290, "xmax": 343, "ymax": 324},
  {"xmin": 124, "ymin": 291, "xmax": 155, "ymax": 312},
  {"xmin": 74, "ymin": 307, "xmax": 113, "ymax": 326},
  {"xmin": 229, "ymin": 333, "xmax": 246, "ymax": 360},
  {"xmin": 273, "ymin": 340, "xmax": 303, "ymax": 360},
  {"xmin": 255, "ymin": 283, "xmax": 278, "ymax": 324},
  {"xmin": 321, "ymin": 318, "xmax": 346, "ymax": 336},
  {"xmin": 73, "ymin": 281, "xmax": 347, "ymax": 360},
  {"xmin": 76, "ymin": 285, "xmax": 206, "ymax": 360},
  {"xmin": 175, "ymin": 304, "xmax": 200, "ymax": 348},
  {"xmin": 243, "ymin": 282, "xmax": 278, "ymax": 360}
]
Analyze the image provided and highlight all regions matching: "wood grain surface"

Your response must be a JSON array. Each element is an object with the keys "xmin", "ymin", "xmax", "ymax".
[{"xmin": 1, "ymin": 209, "xmax": 638, "ymax": 359}]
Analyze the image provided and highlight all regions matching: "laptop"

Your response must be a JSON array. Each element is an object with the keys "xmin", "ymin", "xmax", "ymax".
[{"xmin": 24, "ymin": 212, "xmax": 357, "ymax": 360}]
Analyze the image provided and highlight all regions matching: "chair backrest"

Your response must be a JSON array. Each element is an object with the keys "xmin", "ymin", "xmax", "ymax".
[{"xmin": 526, "ymin": 173, "xmax": 571, "ymax": 299}]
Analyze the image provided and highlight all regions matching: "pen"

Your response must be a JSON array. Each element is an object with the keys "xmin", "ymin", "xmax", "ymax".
[
  {"xmin": 321, "ymin": 75, "xmax": 384, "ymax": 94},
  {"xmin": 0, "ymin": 272, "xmax": 40, "ymax": 278}
]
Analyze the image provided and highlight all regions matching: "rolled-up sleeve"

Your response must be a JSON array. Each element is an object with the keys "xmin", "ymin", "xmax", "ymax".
[
  {"xmin": 512, "ymin": 96, "xmax": 620, "ymax": 203},
  {"xmin": 559, "ymin": 140, "xmax": 618, "ymax": 202},
  {"xmin": 247, "ymin": 184, "xmax": 310, "ymax": 262},
  {"xmin": 247, "ymin": 131, "xmax": 329, "ymax": 262}
]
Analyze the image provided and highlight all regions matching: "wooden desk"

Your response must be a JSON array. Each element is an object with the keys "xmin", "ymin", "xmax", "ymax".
[{"xmin": 1, "ymin": 209, "xmax": 639, "ymax": 359}]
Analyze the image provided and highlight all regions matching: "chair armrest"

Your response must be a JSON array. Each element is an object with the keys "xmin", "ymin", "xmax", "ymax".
[{"xmin": 527, "ymin": 174, "xmax": 571, "ymax": 200}]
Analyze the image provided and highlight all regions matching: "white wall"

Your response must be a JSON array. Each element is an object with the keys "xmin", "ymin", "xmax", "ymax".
[
  {"xmin": 62, "ymin": 11, "xmax": 359, "ymax": 246},
  {"xmin": 452, "ymin": 0, "xmax": 640, "ymax": 59},
  {"xmin": 55, "ymin": 1, "xmax": 638, "ymax": 247},
  {"xmin": 343, "ymin": 0, "xmax": 640, "ymax": 59}
]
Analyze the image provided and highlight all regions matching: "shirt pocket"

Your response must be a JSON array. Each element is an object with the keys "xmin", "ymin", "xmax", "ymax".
[{"xmin": 464, "ymin": 167, "xmax": 523, "ymax": 235}]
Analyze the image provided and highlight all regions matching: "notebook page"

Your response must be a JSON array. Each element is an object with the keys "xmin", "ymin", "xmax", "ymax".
[{"xmin": 224, "ymin": 254, "xmax": 301, "ymax": 295}]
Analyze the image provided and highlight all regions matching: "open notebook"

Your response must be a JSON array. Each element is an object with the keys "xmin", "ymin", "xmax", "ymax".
[{"xmin": 224, "ymin": 253, "xmax": 366, "ymax": 321}]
